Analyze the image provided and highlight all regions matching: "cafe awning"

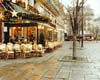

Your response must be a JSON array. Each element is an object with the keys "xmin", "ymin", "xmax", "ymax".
[
  {"xmin": 2, "ymin": 1, "xmax": 55, "ymax": 28},
  {"xmin": 2, "ymin": 1, "xmax": 31, "ymax": 14}
]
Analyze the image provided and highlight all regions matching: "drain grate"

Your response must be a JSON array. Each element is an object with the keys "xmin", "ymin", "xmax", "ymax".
[{"xmin": 59, "ymin": 56, "xmax": 94, "ymax": 63}]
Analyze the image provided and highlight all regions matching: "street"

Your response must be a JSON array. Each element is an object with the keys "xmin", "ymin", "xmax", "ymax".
[{"xmin": 0, "ymin": 41, "xmax": 100, "ymax": 80}]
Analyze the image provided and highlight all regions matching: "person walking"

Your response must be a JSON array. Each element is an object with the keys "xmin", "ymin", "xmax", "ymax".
[{"xmin": 39, "ymin": 32, "xmax": 45, "ymax": 47}]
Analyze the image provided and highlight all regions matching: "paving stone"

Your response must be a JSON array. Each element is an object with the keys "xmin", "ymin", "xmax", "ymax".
[
  {"xmin": 59, "ymin": 56, "xmax": 93, "ymax": 63},
  {"xmin": 85, "ymin": 78, "xmax": 99, "ymax": 80},
  {"xmin": 85, "ymin": 75, "xmax": 98, "ymax": 79},
  {"xmin": 60, "ymin": 66, "xmax": 71, "ymax": 70},
  {"xmin": 69, "ymin": 74, "xmax": 85, "ymax": 79},
  {"xmin": 40, "ymin": 77, "xmax": 54, "ymax": 80},
  {"xmin": 54, "ymin": 78, "xmax": 64, "ymax": 80},
  {"xmin": 56, "ymin": 72, "xmax": 69, "ymax": 79},
  {"xmin": 43, "ymin": 72, "xmax": 57, "ymax": 78},
  {"xmin": 72, "ymin": 70, "xmax": 92, "ymax": 75},
  {"xmin": 97, "ymin": 75, "xmax": 100, "ymax": 79},
  {"xmin": 59, "ymin": 69, "xmax": 72, "ymax": 73},
  {"xmin": 91, "ymin": 72, "xmax": 100, "ymax": 75},
  {"xmin": 69, "ymin": 78, "xmax": 84, "ymax": 80}
]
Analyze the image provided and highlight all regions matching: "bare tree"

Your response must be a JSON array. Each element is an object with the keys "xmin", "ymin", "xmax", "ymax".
[{"xmin": 67, "ymin": 0, "xmax": 86, "ymax": 59}]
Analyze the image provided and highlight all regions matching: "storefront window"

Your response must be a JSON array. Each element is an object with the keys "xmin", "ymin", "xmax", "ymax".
[
  {"xmin": 27, "ymin": 27, "xmax": 37, "ymax": 42},
  {"xmin": 10, "ymin": 27, "xmax": 21, "ymax": 37},
  {"xmin": 53, "ymin": 30, "xmax": 57, "ymax": 41},
  {"xmin": 9, "ymin": 26, "xmax": 37, "ymax": 43},
  {"xmin": 47, "ymin": 28, "xmax": 53, "ymax": 41}
]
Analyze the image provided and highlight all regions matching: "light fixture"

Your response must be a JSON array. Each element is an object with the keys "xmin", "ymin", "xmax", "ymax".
[
  {"xmin": 11, "ymin": 10, "xmax": 17, "ymax": 17},
  {"xmin": 48, "ymin": 28, "xmax": 52, "ymax": 31},
  {"xmin": 38, "ymin": 25, "xmax": 42, "ymax": 29},
  {"xmin": 0, "ymin": 12, "xmax": 4, "ymax": 20},
  {"xmin": 54, "ymin": 29, "xmax": 58, "ymax": 32},
  {"xmin": 38, "ymin": 25, "xmax": 44, "ymax": 29}
]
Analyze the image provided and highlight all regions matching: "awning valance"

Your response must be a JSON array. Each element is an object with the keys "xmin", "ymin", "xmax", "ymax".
[{"xmin": 5, "ymin": 22, "xmax": 38, "ymax": 27}]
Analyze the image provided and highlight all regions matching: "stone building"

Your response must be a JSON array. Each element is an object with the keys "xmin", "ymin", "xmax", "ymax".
[{"xmin": 0, "ymin": 0, "xmax": 65, "ymax": 43}]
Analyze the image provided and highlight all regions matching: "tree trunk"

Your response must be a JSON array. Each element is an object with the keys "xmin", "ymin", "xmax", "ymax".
[
  {"xmin": 72, "ymin": 34, "xmax": 77, "ymax": 59},
  {"xmin": 81, "ymin": 0, "xmax": 84, "ymax": 48}
]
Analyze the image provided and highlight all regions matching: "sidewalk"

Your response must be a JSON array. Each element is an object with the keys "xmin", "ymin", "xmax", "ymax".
[
  {"xmin": 40, "ymin": 41, "xmax": 100, "ymax": 80},
  {"xmin": 0, "ymin": 41, "xmax": 100, "ymax": 80}
]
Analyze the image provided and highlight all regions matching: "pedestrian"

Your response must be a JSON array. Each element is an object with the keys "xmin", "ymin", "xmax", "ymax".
[
  {"xmin": 39, "ymin": 32, "xmax": 45, "ymax": 47},
  {"xmin": 14, "ymin": 34, "xmax": 18, "ymax": 42},
  {"xmin": 29, "ymin": 33, "xmax": 35, "ymax": 42},
  {"xmin": 9, "ymin": 36, "xmax": 15, "ymax": 44}
]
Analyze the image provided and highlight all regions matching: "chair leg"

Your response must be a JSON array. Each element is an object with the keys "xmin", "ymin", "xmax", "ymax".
[{"xmin": 6, "ymin": 53, "xmax": 14, "ymax": 59}]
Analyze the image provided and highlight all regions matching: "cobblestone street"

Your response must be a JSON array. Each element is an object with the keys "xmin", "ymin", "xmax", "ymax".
[{"xmin": 0, "ymin": 41, "xmax": 100, "ymax": 80}]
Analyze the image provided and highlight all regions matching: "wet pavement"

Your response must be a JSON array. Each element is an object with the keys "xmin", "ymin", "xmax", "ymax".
[{"xmin": 0, "ymin": 41, "xmax": 100, "ymax": 80}]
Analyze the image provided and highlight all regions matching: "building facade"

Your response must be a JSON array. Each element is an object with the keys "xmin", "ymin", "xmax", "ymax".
[
  {"xmin": 82, "ymin": 6, "xmax": 94, "ymax": 35},
  {"xmin": 0, "ymin": 0, "xmax": 64, "ymax": 44}
]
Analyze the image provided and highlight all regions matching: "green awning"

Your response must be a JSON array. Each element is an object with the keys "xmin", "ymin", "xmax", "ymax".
[
  {"xmin": 2, "ymin": 1, "xmax": 31, "ymax": 14},
  {"xmin": 2, "ymin": 1, "xmax": 56, "ymax": 28},
  {"xmin": 11, "ymin": 3, "xmax": 31, "ymax": 14}
]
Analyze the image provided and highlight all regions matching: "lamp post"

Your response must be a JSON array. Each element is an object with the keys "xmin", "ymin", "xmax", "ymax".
[
  {"xmin": 96, "ymin": 26, "xmax": 98, "ymax": 43},
  {"xmin": 64, "ymin": 19, "xmax": 67, "ymax": 41},
  {"xmin": 81, "ymin": 0, "xmax": 84, "ymax": 47}
]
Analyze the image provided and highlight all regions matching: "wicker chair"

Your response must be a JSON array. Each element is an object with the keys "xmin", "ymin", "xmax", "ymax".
[
  {"xmin": 32, "ymin": 42, "xmax": 38, "ymax": 57},
  {"xmin": 0, "ymin": 43, "xmax": 7, "ymax": 59},
  {"xmin": 14, "ymin": 43, "xmax": 21, "ymax": 58},
  {"xmin": 6, "ymin": 43, "xmax": 14, "ymax": 59},
  {"xmin": 35, "ymin": 44, "xmax": 45, "ymax": 57},
  {"xmin": 20, "ymin": 43, "xmax": 31, "ymax": 58}
]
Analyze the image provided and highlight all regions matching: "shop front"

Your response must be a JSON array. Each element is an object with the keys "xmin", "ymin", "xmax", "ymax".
[
  {"xmin": 3, "ymin": 22, "xmax": 57, "ymax": 44},
  {"xmin": 37, "ymin": 23, "xmax": 57, "ymax": 43},
  {"xmin": 0, "ymin": 0, "xmax": 57, "ymax": 44},
  {"xmin": 4, "ymin": 23, "xmax": 38, "ymax": 43}
]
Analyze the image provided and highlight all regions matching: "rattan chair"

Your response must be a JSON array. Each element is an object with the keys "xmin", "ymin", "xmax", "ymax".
[
  {"xmin": 14, "ymin": 43, "xmax": 21, "ymax": 58},
  {"xmin": 20, "ymin": 43, "xmax": 31, "ymax": 58},
  {"xmin": 6, "ymin": 43, "xmax": 14, "ymax": 59}
]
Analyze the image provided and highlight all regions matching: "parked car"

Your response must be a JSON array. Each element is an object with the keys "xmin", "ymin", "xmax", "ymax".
[
  {"xmin": 65, "ymin": 35, "xmax": 82, "ymax": 41},
  {"xmin": 65, "ymin": 35, "xmax": 73, "ymax": 41},
  {"xmin": 83, "ymin": 34, "xmax": 94, "ymax": 41}
]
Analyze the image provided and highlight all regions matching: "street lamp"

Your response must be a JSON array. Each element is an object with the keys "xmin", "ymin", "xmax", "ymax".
[
  {"xmin": 96, "ymin": 26, "xmax": 98, "ymax": 42},
  {"xmin": 81, "ymin": 0, "xmax": 84, "ymax": 47}
]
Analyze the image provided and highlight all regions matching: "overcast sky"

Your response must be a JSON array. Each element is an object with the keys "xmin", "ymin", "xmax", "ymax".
[{"xmin": 60, "ymin": 0, "xmax": 100, "ymax": 17}]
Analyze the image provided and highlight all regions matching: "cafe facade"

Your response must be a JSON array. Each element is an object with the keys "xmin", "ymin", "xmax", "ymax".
[{"xmin": 0, "ymin": 0, "xmax": 61, "ymax": 44}]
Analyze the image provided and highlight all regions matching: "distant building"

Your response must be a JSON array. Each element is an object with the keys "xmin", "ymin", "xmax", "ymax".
[
  {"xmin": 63, "ymin": 5, "xmax": 94, "ymax": 36},
  {"xmin": 82, "ymin": 6, "xmax": 94, "ymax": 35}
]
